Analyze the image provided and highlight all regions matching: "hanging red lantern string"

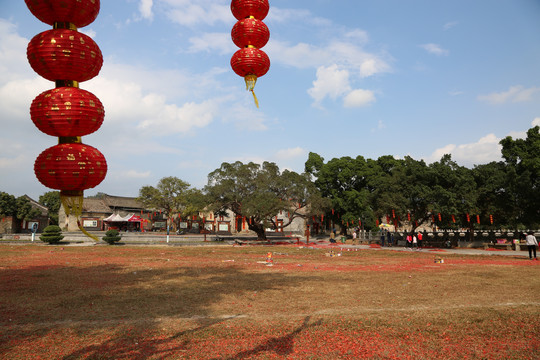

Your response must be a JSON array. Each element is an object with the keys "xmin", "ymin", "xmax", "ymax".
[
  {"xmin": 230, "ymin": 0, "xmax": 270, "ymax": 108},
  {"xmin": 25, "ymin": 0, "xmax": 105, "ymax": 241}
]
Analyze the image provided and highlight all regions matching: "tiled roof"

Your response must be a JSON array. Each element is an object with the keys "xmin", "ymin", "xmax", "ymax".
[{"xmin": 82, "ymin": 199, "xmax": 112, "ymax": 213}]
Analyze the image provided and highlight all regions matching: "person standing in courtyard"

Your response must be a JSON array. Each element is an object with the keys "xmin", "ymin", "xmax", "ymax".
[{"xmin": 525, "ymin": 232, "xmax": 538, "ymax": 260}]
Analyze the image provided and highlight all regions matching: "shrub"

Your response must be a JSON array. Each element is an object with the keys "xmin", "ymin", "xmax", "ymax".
[
  {"xmin": 102, "ymin": 229, "xmax": 122, "ymax": 245},
  {"xmin": 40, "ymin": 225, "xmax": 64, "ymax": 244}
]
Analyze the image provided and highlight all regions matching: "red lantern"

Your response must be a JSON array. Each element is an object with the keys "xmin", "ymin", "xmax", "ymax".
[
  {"xmin": 34, "ymin": 142, "xmax": 107, "ymax": 192},
  {"xmin": 27, "ymin": 29, "xmax": 103, "ymax": 82},
  {"xmin": 231, "ymin": 18, "xmax": 270, "ymax": 49},
  {"xmin": 231, "ymin": 0, "xmax": 269, "ymax": 20},
  {"xmin": 231, "ymin": 47, "xmax": 270, "ymax": 78},
  {"xmin": 31, "ymin": 87, "xmax": 104, "ymax": 137},
  {"xmin": 24, "ymin": 0, "xmax": 100, "ymax": 28},
  {"xmin": 230, "ymin": 47, "xmax": 270, "ymax": 107}
]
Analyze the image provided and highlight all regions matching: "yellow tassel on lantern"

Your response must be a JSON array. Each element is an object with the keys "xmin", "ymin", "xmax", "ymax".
[
  {"xmin": 60, "ymin": 190, "xmax": 99, "ymax": 241},
  {"xmin": 244, "ymin": 74, "xmax": 259, "ymax": 108}
]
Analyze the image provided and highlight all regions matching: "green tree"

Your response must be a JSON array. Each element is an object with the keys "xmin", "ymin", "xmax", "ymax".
[
  {"xmin": 306, "ymin": 153, "xmax": 374, "ymax": 232},
  {"xmin": 0, "ymin": 192, "xmax": 42, "ymax": 224},
  {"xmin": 39, "ymin": 191, "xmax": 60, "ymax": 225},
  {"xmin": 16, "ymin": 196, "xmax": 42, "ymax": 222},
  {"xmin": 472, "ymin": 162, "xmax": 509, "ymax": 228},
  {"xmin": 0, "ymin": 192, "xmax": 17, "ymax": 217},
  {"xmin": 371, "ymin": 156, "xmax": 434, "ymax": 231},
  {"xmin": 499, "ymin": 126, "xmax": 540, "ymax": 228},
  {"xmin": 427, "ymin": 155, "xmax": 477, "ymax": 229},
  {"xmin": 206, "ymin": 161, "xmax": 329, "ymax": 240},
  {"xmin": 137, "ymin": 177, "xmax": 201, "ymax": 230}
]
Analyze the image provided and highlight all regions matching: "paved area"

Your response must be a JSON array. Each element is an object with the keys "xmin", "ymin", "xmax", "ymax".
[{"xmin": 2, "ymin": 234, "xmax": 536, "ymax": 259}]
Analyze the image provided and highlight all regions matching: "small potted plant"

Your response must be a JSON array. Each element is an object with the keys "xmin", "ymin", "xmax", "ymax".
[
  {"xmin": 40, "ymin": 225, "xmax": 64, "ymax": 244},
  {"xmin": 102, "ymin": 229, "xmax": 122, "ymax": 245}
]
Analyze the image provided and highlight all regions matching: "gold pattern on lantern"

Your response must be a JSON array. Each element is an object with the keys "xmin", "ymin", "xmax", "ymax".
[{"xmin": 67, "ymin": 154, "xmax": 76, "ymax": 161}]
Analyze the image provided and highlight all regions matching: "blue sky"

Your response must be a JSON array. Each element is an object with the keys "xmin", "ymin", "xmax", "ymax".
[{"xmin": 1, "ymin": 0, "xmax": 539, "ymax": 201}]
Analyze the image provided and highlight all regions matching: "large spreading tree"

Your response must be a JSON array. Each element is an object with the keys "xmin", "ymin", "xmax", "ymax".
[
  {"xmin": 205, "ymin": 161, "xmax": 329, "ymax": 240},
  {"xmin": 137, "ymin": 177, "xmax": 204, "ymax": 230}
]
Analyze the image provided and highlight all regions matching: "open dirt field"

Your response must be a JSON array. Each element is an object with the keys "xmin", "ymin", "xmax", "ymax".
[{"xmin": 0, "ymin": 244, "xmax": 539, "ymax": 359}]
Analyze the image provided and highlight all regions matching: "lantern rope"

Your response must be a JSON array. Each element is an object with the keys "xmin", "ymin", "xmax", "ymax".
[{"xmin": 61, "ymin": 190, "xmax": 99, "ymax": 242}]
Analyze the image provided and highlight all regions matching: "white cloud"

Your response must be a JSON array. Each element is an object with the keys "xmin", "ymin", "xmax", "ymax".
[
  {"xmin": 221, "ymin": 101, "xmax": 268, "ymax": 131},
  {"xmin": 268, "ymin": 7, "xmax": 331, "ymax": 27},
  {"xmin": 161, "ymin": 0, "xmax": 231, "ymax": 27},
  {"xmin": 420, "ymin": 43, "xmax": 449, "ymax": 56},
  {"xmin": 124, "ymin": 170, "xmax": 152, "ymax": 179},
  {"xmin": 426, "ymin": 134, "xmax": 502, "ymax": 166},
  {"xmin": 444, "ymin": 21, "xmax": 459, "ymax": 30},
  {"xmin": 533, "ymin": 117, "xmax": 540, "ymax": 127},
  {"xmin": 187, "ymin": 32, "xmax": 234, "ymax": 55},
  {"xmin": 139, "ymin": 0, "xmax": 154, "ymax": 20},
  {"xmin": 343, "ymin": 89, "xmax": 376, "ymax": 108},
  {"xmin": 136, "ymin": 97, "xmax": 218, "ymax": 135},
  {"xmin": 275, "ymin": 147, "xmax": 307, "ymax": 160},
  {"xmin": 80, "ymin": 28, "xmax": 96, "ymax": 38},
  {"xmin": 308, "ymin": 64, "xmax": 351, "ymax": 104},
  {"xmin": 0, "ymin": 19, "xmax": 35, "ymax": 82},
  {"xmin": 477, "ymin": 85, "xmax": 540, "ymax": 104}
]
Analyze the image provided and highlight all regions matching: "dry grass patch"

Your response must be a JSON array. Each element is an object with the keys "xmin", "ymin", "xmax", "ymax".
[{"xmin": 0, "ymin": 245, "xmax": 538, "ymax": 359}]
